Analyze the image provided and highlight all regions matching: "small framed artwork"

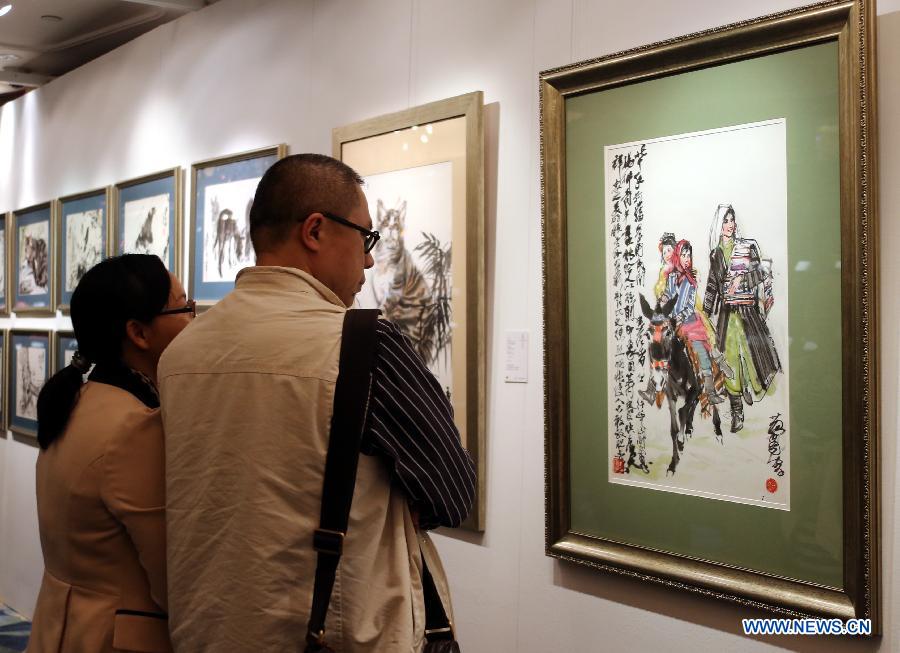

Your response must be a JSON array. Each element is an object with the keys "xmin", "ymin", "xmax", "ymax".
[
  {"xmin": 12, "ymin": 202, "xmax": 55, "ymax": 316},
  {"xmin": 0, "ymin": 213, "xmax": 10, "ymax": 317},
  {"xmin": 189, "ymin": 145, "xmax": 286, "ymax": 309},
  {"xmin": 334, "ymin": 92, "xmax": 486, "ymax": 530},
  {"xmin": 9, "ymin": 329, "xmax": 51, "ymax": 439},
  {"xmin": 0, "ymin": 330, "xmax": 8, "ymax": 432},
  {"xmin": 53, "ymin": 331, "xmax": 78, "ymax": 373},
  {"xmin": 57, "ymin": 187, "xmax": 111, "ymax": 313},
  {"xmin": 541, "ymin": 0, "xmax": 878, "ymax": 630},
  {"xmin": 113, "ymin": 168, "xmax": 183, "ymax": 277}
]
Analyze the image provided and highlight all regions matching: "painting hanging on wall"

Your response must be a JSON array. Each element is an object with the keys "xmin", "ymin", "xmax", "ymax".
[
  {"xmin": 0, "ymin": 213, "xmax": 10, "ymax": 317},
  {"xmin": 0, "ymin": 330, "xmax": 8, "ymax": 432},
  {"xmin": 541, "ymin": 0, "xmax": 879, "ymax": 630},
  {"xmin": 605, "ymin": 120, "xmax": 790, "ymax": 509},
  {"xmin": 12, "ymin": 203, "xmax": 55, "ymax": 316},
  {"xmin": 9, "ymin": 329, "xmax": 50, "ymax": 439},
  {"xmin": 58, "ymin": 188, "xmax": 110, "ymax": 312},
  {"xmin": 189, "ymin": 145, "xmax": 286, "ymax": 308},
  {"xmin": 334, "ymin": 91, "xmax": 486, "ymax": 530},
  {"xmin": 362, "ymin": 163, "xmax": 454, "ymax": 395},
  {"xmin": 53, "ymin": 331, "xmax": 78, "ymax": 373},
  {"xmin": 114, "ymin": 168, "xmax": 182, "ymax": 276}
]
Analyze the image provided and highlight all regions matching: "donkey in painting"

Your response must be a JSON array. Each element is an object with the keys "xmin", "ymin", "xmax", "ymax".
[{"xmin": 639, "ymin": 294, "xmax": 722, "ymax": 475}]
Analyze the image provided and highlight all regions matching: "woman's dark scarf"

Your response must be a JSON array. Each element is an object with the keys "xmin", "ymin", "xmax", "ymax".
[{"xmin": 88, "ymin": 359, "xmax": 160, "ymax": 409}]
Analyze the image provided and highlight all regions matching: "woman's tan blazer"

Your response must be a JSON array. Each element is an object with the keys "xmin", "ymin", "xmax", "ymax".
[{"xmin": 27, "ymin": 381, "xmax": 172, "ymax": 653}]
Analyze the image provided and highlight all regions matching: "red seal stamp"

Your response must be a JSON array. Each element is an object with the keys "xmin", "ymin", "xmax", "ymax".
[
  {"xmin": 613, "ymin": 457, "xmax": 625, "ymax": 474},
  {"xmin": 766, "ymin": 478, "xmax": 778, "ymax": 493}
]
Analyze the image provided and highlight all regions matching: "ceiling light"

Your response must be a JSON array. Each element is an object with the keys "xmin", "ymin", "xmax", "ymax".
[
  {"xmin": 426, "ymin": 124, "xmax": 433, "ymax": 134},
  {"xmin": 420, "ymin": 134, "xmax": 428, "ymax": 144},
  {"xmin": 0, "ymin": 5, "xmax": 12, "ymax": 18}
]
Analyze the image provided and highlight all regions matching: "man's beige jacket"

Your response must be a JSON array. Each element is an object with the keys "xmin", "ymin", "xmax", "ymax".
[{"xmin": 158, "ymin": 267, "xmax": 452, "ymax": 652}]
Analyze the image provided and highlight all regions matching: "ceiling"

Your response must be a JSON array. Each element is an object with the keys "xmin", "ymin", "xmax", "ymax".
[{"xmin": 0, "ymin": 0, "xmax": 220, "ymax": 106}]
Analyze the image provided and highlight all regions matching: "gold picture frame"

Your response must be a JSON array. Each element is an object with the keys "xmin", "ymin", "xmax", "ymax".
[
  {"xmin": 56, "ymin": 187, "xmax": 112, "ymax": 314},
  {"xmin": 334, "ymin": 92, "xmax": 487, "ymax": 530},
  {"xmin": 0, "ymin": 213, "xmax": 11, "ymax": 318},
  {"xmin": 12, "ymin": 201, "xmax": 56, "ymax": 317},
  {"xmin": 8, "ymin": 329, "xmax": 51, "ymax": 440},
  {"xmin": 189, "ymin": 144, "xmax": 287, "ymax": 311},
  {"xmin": 112, "ymin": 168, "xmax": 184, "ymax": 279},
  {"xmin": 541, "ymin": 0, "xmax": 878, "ymax": 630},
  {"xmin": 52, "ymin": 330, "xmax": 78, "ymax": 374},
  {"xmin": 0, "ymin": 329, "xmax": 9, "ymax": 433}
]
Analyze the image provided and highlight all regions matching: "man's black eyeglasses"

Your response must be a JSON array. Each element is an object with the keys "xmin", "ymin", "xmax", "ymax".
[
  {"xmin": 320, "ymin": 211, "xmax": 380, "ymax": 253},
  {"xmin": 159, "ymin": 299, "xmax": 196, "ymax": 318}
]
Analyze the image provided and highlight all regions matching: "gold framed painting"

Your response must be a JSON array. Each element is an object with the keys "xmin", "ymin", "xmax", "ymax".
[
  {"xmin": 541, "ymin": 0, "xmax": 879, "ymax": 630},
  {"xmin": 112, "ymin": 168, "xmax": 183, "ymax": 278},
  {"xmin": 0, "ymin": 329, "xmax": 8, "ymax": 433},
  {"xmin": 56, "ymin": 187, "xmax": 112, "ymax": 313},
  {"xmin": 52, "ymin": 330, "xmax": 78, "ymax": 374},
  {"xmin": 189, "ymin": 144, "xmax": 287, "ymax": 310},
  {"xmin": 0, "ymin": 213, "xmax": 11, "ymax": 317},
  {"xmin": 12, "ymin": 202, "xmax": 56, "ymax": 317},
  {"xmin": 8, "ymin": 329, "xmax": 51, "ymax": 440},
  {"xmin": 334, "ymin": 92, "xmax": 487, "ymax": 530}
]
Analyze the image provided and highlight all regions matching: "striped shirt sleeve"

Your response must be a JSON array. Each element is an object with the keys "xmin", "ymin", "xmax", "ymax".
[{"xmin": 361, "ymin": 319, "xmax": 476, "ymax": 529}]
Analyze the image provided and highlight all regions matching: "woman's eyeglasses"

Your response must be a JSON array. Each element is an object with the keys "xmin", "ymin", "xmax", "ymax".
[{"xmin": 159, "ymin": 299, "xmax": 196, "ymax": 318}]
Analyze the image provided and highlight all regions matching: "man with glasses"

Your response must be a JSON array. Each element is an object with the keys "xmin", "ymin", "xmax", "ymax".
[{"xmin": 158, "ymin": 153, "xmax": 474, "ymax": 652}]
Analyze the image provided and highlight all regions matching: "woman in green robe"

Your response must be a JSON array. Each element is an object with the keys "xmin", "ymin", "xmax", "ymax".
[{"xmin": 703, "ymin": 204, "xmax": 782, "ymax": 432}]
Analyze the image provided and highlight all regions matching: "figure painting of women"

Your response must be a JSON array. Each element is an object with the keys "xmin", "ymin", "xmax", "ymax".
[
  {"xmin": 661, "ymin": 240, "xmax": 727, "ymax": 404},
  {"xmin": 640, "ymin": 234, "xmax": 731, "ymax": 407},
  {"xmin": 703, "ymin": 204, "xmax": 782, "ymax": 432}
]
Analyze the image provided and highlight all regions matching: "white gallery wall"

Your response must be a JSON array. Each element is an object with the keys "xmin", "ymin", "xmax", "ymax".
[{"xmin": 1, "ymin": 0, "xmax": 898, "ymax": 650}]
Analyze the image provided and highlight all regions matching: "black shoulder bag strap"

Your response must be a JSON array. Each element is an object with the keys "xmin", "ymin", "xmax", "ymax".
[
  {"xmin": 305, "ymin": 309, "xmax": 380, "ymax": 653},
  {"xmin": 304, "ymin": 309, "xmax": 460, "ymax": 652},
  {"xmin": 423, "ymin": 562, "xmax": 460, "ymax": 652}
]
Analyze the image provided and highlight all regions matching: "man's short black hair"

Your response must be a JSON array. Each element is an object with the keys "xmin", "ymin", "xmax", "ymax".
[{"xmin": 250, "ymin": 153, "xmax": 365, "ymax": 253}]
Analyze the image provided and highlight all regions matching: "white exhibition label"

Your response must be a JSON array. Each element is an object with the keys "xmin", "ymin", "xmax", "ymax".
[{"xmin": 504, "ymin": 330, "xmax": 529, "ymax": 383}]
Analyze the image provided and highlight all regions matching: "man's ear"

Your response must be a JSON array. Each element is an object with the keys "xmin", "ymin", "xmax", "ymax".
[
  {"xmin": 125, "ymin": 319, "xmax": 152, "ymax": 352},
  {"xmin": 298, "ymin": 214, "xmax": 323, "ymax": 252}
]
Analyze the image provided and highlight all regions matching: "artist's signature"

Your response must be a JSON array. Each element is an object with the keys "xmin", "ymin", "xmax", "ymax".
[{"xmin": 767, "ymin": 413, "xmax": 786, "ymax": 477}]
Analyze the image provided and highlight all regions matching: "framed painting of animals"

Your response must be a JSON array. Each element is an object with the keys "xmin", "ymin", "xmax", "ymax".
[
  {"xmin": 9, "ymin": 329, "xmax": 51, "ymax": 439},
  {"xmin": 542, "ymin": 0, "xmax": 879, "ymax": 630},
  {"xmin": 334, "ymin": 91, "xmax": 486, "ymax": 530},
  {"xmin": 113, "ymin": 168, "xmax": 183, "ymax": 277},
  {"xmin": 57, "ymin": 187, "xmax": 111, "ymax": 313},
  {"xmin": 0, "ymin": 213, "xmax": 10, "ymax": 317},
  {"xmin": 12, "ymin": 202, "xmax": 55, "ymax": 316},
  {"xmin": 189, "ymin": 144, "xmax": 287, "ymax": 309}
]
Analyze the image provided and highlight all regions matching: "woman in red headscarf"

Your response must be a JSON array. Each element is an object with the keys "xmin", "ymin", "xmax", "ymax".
[{"xmin": 662, "ymin": 239, "xmax": 727, "ymax": 403}]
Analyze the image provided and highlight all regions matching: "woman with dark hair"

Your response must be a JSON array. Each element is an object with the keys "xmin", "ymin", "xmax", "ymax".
[
  {"xmin": 28, "ymin": 254, "xmax": 193, "ymax": 653},
  {"xmin": 639, "ymin": 232, "xmax": 680, "ymax": 403},
  {"xmin": 703, "ymin": 204, "xmax": 782, "ymax": 432},
  {"xmin": 662, "ymin": 239, "xmax": 725, "ymax": 404}
]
